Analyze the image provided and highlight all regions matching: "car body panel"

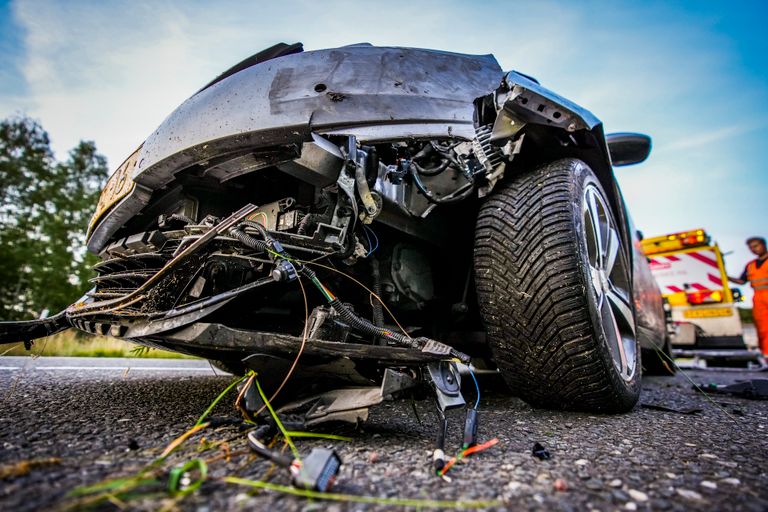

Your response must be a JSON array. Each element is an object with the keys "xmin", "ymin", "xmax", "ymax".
[{"xmin": 87, "ymin": 44, "xmax": 604, "ymax": 254}]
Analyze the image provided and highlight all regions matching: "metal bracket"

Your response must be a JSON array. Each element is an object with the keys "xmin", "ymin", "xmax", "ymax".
[
  {"xmin": 345, "ymin": 137, "xmax": 380, "ymax": 223},
  {"xmin": 426, "ymin": 361, "xmax": 466, "ymax": 412},
  {"xmin": 381, "ymin": 368, "xmax": 419, "ymax": 397}
]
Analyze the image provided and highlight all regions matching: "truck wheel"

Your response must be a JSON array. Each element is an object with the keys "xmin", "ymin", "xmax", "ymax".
[{"xmin": 474, "ymin": 158, "xmax": 640, "ymax": 412}]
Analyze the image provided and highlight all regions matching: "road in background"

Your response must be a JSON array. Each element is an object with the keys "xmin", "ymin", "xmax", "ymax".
[
  {"xmin": 1, "ymin": 357, "xmax": 767, "ymax": 511},
  {"xmin": 0, "ymin": 356, "xmax": 219, "ymax": 373}
]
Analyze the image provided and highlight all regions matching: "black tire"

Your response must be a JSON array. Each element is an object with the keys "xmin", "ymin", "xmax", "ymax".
[{"xmin": 474, "ymin": 158, "xmax": 640, "ymax": 412}]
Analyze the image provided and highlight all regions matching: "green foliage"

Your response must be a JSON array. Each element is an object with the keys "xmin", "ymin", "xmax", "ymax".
[{"xmin": 0, "ymin": 116, "xmax": 108, "ymax": 320}]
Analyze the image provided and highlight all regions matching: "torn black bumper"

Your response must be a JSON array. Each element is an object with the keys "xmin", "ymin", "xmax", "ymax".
[{"xmin": 0, "ymin": 311, "xmax": 71, "ymax": 344}]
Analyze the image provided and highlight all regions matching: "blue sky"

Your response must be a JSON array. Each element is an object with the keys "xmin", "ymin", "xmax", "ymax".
[{"xmin": 1, "ymin": 0, "xmax": 766, "ymax": 304}]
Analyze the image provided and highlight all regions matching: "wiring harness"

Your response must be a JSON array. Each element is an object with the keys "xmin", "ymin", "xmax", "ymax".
[{"xmin": 232, "ymin": 220, "xmax": 471, "ymax": 363}]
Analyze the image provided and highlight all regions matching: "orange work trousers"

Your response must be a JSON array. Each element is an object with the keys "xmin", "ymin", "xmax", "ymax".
[{"xmin": 754, "ymin": 291, "xmax": 768, "ymax": 356}]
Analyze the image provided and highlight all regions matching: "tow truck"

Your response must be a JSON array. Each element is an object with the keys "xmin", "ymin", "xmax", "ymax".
[{"xmin": 641, "ymin": 228, "xmax": 760, "ymax": 367}]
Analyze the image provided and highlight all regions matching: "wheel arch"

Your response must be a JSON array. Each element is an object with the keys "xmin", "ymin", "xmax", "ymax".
[{"xmin": 475, "ymin": 71, "xmax": 633, "ymax": 261}]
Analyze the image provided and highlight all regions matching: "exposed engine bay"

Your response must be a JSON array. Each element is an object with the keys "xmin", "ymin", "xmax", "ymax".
[{"xmin": 72, "ymin": 133, "xmax": 495, "ymax": 368}]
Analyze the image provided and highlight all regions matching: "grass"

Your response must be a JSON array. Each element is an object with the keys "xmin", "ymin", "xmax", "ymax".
[{"xmin": 2, "ymin": 330, "xmax": 195, "ymax": 359}]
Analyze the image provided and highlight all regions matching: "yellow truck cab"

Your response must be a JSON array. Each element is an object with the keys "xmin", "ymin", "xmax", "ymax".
[{"xmin": 641, "ymin": 229, "xmax": 758, "ymax": 365}]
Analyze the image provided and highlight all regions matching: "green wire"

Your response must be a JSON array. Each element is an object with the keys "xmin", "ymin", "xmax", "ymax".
[
  {"xmin": 223, "ymin": 476, "xmax": 501, "ymax": 509},
  {"xmin": 254, "ymin": 376, "xmax": 302, "ymax": 461},
  {"xmin": 284, "ymin": 431, "xmax": 353, "ymax": 442},
  {"xmin": 195, "ymin": 374, "xmax": 247, "ymax": 427}
]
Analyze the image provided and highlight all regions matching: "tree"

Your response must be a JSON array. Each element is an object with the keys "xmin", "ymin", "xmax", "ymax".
[{"xmin": 0, "ymin": 117, "xmax": 108, "ymax": 321}]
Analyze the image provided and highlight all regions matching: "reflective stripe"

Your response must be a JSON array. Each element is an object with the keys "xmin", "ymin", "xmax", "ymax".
[{"xmin": 747, "ymin": 260, "xmax": 768, "ymax": 291}]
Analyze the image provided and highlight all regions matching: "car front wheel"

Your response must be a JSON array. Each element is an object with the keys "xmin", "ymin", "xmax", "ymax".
[{"xmin": 474, "ymin": 158, "xmax": 641, "ymax": 412}]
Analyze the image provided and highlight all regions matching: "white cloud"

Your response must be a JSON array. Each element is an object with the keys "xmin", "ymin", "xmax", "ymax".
[{"xmin": 660, "ymin": 123, "xmax": 761, "ymax": 152}]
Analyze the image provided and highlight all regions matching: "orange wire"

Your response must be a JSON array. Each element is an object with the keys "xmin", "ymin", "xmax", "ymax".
[
  {"xmin": 251, "ymin": 273, "xmax": 309, "ymax": 418},
  {"xmin": 438, "ymin": 438, "xmax": 499, "ymax": 477},
  {"xmin": 160, "ymin": 423, "xmax": 209, "ymax": 458},
  {"xmin": 235, "ymin": 373, "xmax": 257, "ymax": 421},
  {"xmin": 462, "ymin": 438, "xmax": 499, "ymax": 457},
  {"xmin": 439, "ymin": 456, "xmax": 459, "ymax": 476}
]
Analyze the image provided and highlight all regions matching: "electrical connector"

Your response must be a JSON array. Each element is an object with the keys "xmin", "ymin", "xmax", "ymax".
[
  {"xmin": 272, "ymin": 259, "xmax": 298, "ymax": 282},
  {"xmin": 463, "ymin": 408, "xmax": 478, "ymax": 448},
  {"xmin": 270, "ymin": 240, "xmax": 285, "ymax": 254},
  {"xmin": 293, "ymin": 448, "xmax": 342, "ymax": 492}
]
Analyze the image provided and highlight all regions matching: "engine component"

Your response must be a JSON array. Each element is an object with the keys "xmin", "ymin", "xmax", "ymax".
[
  {"xmin": 245, "ymin": 198, "xmax": 296, "ymax": 231},
  {"xmin": 277, "ymin": 133, "xmax": 344, "ymax": 187},
  {"xmin": 345, "ymin": 138, "xmax": 381, "ymax": 223},
  {"xmin": 390, "ymin": 244, "xmax": 434, "ymax": 309},
  {"xmin": 272, "ymin": 260, "xmax": 298, "ymax": 283}
]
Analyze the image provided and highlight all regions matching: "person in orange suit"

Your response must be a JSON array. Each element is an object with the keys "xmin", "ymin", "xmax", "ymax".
[{"xmin": 729, "ymin": 237, "xmax": 768, "ymax": 356}]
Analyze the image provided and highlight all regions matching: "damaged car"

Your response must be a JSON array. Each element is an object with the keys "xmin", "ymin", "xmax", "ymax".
[{"xmin": 0, "ymin": 43, "xmax": 666, "ymax": 427}]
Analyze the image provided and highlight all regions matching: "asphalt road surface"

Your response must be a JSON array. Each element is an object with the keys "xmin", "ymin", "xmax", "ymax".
[{"xmin": 1, "ymin": 356, "xmax": 767, "ymax": 511}]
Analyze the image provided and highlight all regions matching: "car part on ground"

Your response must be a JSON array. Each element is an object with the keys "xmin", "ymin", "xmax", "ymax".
[{"xmin": 0, "ymin": 43, "xmax": 666, "ymax": 419}]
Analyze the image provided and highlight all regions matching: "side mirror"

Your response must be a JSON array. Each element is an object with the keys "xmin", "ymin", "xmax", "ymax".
[{"xmin": 606, "ymin": 133, "xmax": 652, "ymax": 167}]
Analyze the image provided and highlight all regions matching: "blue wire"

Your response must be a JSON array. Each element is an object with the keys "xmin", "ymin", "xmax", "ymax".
[
  {"xmin": 468, "ymin": 365, "xmax": 480, "ymax": 409},
  {"xmin": 367, "ymin": 225, "xmax": 379, "ymax": 253},
  {"xmin": 363, "ymin": 225, "xmax": 379, "ymax": 256},
  {"xmin": 362, "ymin": 226, "xmax": 373, "ymax": 257}
]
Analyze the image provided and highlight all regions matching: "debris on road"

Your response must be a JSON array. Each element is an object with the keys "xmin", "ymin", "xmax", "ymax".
[
  {"xmin": 3, "ymin": 363, "xmax": 768, "ymax": 511},
  {"xmin": 641, "ymin": 402, "xmax": 703, "ymax": 414},
  {"xmin": 531, "ymin": 442, "xmax": 551, "ymax": 460},
  {"xmin": 695, "ymin": 379, "xmax": 768, "ymax": 400}
]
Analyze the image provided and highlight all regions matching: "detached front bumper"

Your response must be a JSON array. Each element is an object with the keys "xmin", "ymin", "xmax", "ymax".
[{"xmin": 0, "ymin": 311, "xmax": 70, "ymax": 345}]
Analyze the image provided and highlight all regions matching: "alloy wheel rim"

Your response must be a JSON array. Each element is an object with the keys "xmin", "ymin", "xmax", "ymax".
[{"xmin": 583, "ymin": 185, "xmax": 637, "ymax": 381}]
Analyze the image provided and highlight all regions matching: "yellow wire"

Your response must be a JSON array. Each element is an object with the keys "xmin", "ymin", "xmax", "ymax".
[
  {"xmin": 254, "ymin": 377, "xmax": 302, "ymax": 462},
  {"xmin": 223, "ymin": 476, "xmax": 501, "ymax": 509},
  {"xmin": 284, "ymin": 431, "xmax": 353, "ymax": 442}
]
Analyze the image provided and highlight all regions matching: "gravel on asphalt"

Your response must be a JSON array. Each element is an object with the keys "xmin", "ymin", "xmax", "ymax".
[{"xmin": 1, "ymin": 359, "xmax": 767, "ymax": 511}]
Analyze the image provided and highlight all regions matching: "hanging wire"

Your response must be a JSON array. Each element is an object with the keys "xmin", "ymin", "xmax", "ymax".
[
  {"xmin": 303, "ymin": 260, "xmax": 410, "ymax": 338},
  {"xmin": 468, "ymin": 365, "xmax": 481, "ymax": 410},
  {"xmin": 253, "ymin": 376, "xmax": 302, "ymax": 461},
  {"xmin": 249, "ymin": 273, "xmax": 310, "ymax": 419},
  {"xmin": 363, "ymin": 224, "xmax": 379, "ymax": 256}
]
